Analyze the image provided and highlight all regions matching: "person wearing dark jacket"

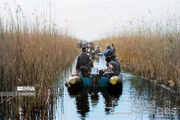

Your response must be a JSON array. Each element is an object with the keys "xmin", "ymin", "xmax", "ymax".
[
  {"xmin": 105, "ymin": 56, "xmax": 120, "ymax": 75},
  {"xmin": 76, "ymin": 47, "xmax": 93, "ymax": 72},
  {"xmin": 110, "ymin": 55, "xmax": 121, "ymax": 73}
]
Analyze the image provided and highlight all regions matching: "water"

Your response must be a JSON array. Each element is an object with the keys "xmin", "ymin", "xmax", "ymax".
[
  {"xmin": 53, "ymin": 56, "xmax": 180, "ymax": 120},
  {"xmin": 0, "ymin": 55, "xmax": 179, "ymax": 119}
]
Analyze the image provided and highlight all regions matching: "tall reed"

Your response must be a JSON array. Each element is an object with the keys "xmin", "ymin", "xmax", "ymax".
[
  {"xmin": 0, "ymin": 13, "xmax": 78, "ymax": 119},
  {"xmin": 96, "ymin": 18, "xmax": 180, "ymax": 90}
]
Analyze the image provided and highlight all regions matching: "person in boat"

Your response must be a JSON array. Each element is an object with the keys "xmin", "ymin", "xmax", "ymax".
[
  {"xmin": 76, "ymin": 47, "xmax": 93, "ymax": 76},
  {"xmin": 100, "ymin": 56, "xmax": 120, "ymax": 77},
  {"xmin": 90, "ymin": 52, "xmax": 96, "ymax": 61},
  {"xmin": 79, "ymin": 41, "xmax": 83, "ymax": 48},
  {"xmin": 89, "ymin": 42, "xmax": 95, "ymax": 54},
  {"xmin": 111, "ymin": 44, "xmax": 116, "ymax": 56},
  {"xmin": 84, "ymin": 43, "xmax": 89, "ymax": 49},
  {"xmin": 104, "ymin": 44, "xmax": 113, "ymax": 58},
  {"xmin": 95, "ymin": 46, "xmax": 101, "ymax": 53},
  {"xmin": 105, "ymin": 56, "xmax": 120, "ymax": 75},
  {"xmin": 109, "ymin": 55, "xmax": 121, "ymax": 73}
]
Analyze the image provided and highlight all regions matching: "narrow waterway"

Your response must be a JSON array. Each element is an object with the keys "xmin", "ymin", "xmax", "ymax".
[{"xmin": 53, "ymin": 56, "xmax": 180, "ymax": 120}]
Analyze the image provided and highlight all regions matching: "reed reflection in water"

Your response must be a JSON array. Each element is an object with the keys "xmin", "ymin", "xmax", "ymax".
[{"xmin": 53, "ymin": 56, "xmax": 180, "ymax": 120}]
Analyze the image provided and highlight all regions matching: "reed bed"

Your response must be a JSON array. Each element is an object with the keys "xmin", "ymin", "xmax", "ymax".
[
  {"xmin": 96, "ymin": 19, "xmax": 180, "ymax": 90},
  {"xmin": 0, "ymin": 16, "xmax": 78, "ymax": 118}
]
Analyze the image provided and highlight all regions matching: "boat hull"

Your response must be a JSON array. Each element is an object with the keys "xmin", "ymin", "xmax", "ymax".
[{"xmin": 65, "ymin": 75, "xmax": 123, "ymax": 94}]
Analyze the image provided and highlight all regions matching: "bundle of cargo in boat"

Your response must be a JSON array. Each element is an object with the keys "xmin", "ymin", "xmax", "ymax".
[{"xmin": 65, "ymin": 75, "xmax": 123, "ymax": 95}]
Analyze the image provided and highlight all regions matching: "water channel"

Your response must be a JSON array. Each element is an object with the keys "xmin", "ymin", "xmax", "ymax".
[{"xmin": 53, "ymin": 55, "xmax": 180, "ymax": 120}]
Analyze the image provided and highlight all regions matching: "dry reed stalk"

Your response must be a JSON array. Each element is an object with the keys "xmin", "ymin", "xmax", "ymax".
[
  {"xmin": 96, "ymin": 19, "xmax": 180, "ymax": 90},
  {"xmin": 0, "ymin": 13, "xmax": 78, "ymax": 118}
]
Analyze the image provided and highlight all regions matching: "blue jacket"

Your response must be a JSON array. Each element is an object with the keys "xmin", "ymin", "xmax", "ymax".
[{"xmin": 104, "ymin": 48, "xmax": 113, "ymax": 57}]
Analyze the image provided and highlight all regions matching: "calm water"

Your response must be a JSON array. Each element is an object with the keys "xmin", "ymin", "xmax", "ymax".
[
  {"xmin": 0, "ymin": 55, "xmax": 179, "ymax": 119},
  {"xmin": 53, "ymin": 56, "xmax": 180, "ymax": 120}
]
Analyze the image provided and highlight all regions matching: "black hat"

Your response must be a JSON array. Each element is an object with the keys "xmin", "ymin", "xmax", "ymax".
[{"xmin": 82, "ymin": 47, "xmax": 86, "ymax": 52}]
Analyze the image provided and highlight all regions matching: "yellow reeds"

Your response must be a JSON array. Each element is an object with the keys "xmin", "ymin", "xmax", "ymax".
[
  {"xmin": 0, "ymin": 15, "xmax": 78, "ymax": 117},
  {"xmin": 0, "ymin": 24, "xmax": 78, "ymax": 89},
  {"xmin": 96, "ymin": 19, "xmax": 180, "ymax": 89}
]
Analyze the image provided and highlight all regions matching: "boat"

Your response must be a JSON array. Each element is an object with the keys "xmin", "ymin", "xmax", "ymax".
[{"xmin": 65, "ymin": 73, "xmax": 123, "ymax": 95}]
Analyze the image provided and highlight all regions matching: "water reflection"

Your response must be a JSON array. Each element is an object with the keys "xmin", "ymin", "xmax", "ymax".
[
  {"xmin": 128, "ymin": 76, "xmax": 180, "ymax": 119},
  {"xmin": 53, "ymin": 56, "xmax": 180, "ymax": 120},
  {"xmin": 68, "ymin": 87, "xmax": 122, "ymax": 118},
  {"xmin": 76, "ymin": 92, "xmax": 89, "ymax": 117},
  {"xmin": 90, "ymin": 89, "xmax": 99, "ymax": 106},
  {"xmin": 94, "ymin": 56, "xmax": 100, "ymax": 63},
  {"xmin": 1, "ymin": 55, "xmax": 179, "ymax": 119}
]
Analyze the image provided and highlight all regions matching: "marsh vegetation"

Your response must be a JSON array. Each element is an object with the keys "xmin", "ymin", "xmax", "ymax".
[
  {"xmin": 0, "ymin": 5, "xmax": 78, "ymax": 119},
  {"xmin": 96, "ymin": 17, "xmax": 180, "ymax": 90}
]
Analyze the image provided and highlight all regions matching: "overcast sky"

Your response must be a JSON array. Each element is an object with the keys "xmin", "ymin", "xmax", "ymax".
[{"xmin": 1, "ymin": 0, "xmax": 180, "ymax": 41}]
